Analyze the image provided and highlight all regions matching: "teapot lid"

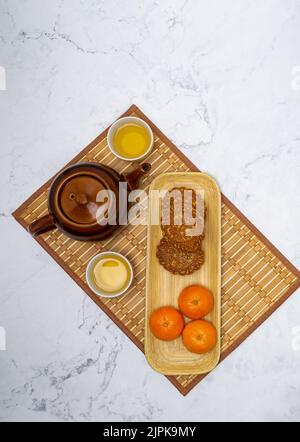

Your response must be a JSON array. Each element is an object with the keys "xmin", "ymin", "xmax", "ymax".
[{"xmin": 59, "ymin": 174, "xmax": 107, "ymax": 225}]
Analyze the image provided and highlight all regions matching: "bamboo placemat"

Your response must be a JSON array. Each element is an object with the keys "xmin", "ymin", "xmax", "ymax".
[{"xmin": 13, "ymin": 105, "xmax": 300, "ymax": 395}]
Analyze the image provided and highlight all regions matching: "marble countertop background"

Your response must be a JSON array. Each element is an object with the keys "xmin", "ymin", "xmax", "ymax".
[{"xmin": 0, "ymin": 0, "xmax": 299, "ymax": 422}]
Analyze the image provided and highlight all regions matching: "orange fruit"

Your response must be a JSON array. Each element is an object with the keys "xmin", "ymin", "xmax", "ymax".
[
  {"xmin": 149, "ymin": 306, "xmax": 184, "ymax": 341},
  {"xmin": 182, "ymin": 319, "xmax": 217, "ymax": 354},
  {"xmin": 178, "ymin": 285, "xmax": 214, "ymax": 319}
]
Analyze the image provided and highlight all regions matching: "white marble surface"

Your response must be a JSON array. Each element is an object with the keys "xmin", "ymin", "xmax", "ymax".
[{"xmin": 0, "ymin": 0, "xmax": 300, "ymax": 422}]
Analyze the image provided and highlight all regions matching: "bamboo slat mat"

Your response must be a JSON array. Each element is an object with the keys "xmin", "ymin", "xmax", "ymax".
[{"xmin": 13, "ymin": 104, "xmax": 300, "ymax": 395}]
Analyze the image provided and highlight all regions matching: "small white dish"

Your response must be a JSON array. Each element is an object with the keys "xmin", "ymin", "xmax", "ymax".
[
  {"xmin": 107, "ymin": 116, "xmax": 154, "ymax": 161},
  {"xmin": 86, "ymin": 251, "xmax": 133, "ymax": 298}
]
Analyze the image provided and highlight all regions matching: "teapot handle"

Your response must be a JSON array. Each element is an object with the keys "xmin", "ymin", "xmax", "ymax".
[
  {"xmin": 28, "ymin": 214, "xmax": 56, "ymax": 237},
  {"xmin": 123, "ymin": 163, "xmax": 151, "ymax": 191}
]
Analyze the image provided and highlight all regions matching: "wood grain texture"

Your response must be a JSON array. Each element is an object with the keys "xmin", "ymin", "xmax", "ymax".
[
  {"xmin": 12, "ymin": 104, "xmax": 300, "ymax": 395},
  {"xmin": 145, "ymin": 173, "xmax": 221, "ymax": 375}
]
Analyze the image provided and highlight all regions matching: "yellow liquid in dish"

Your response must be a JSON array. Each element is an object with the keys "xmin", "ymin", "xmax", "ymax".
[
  {"xmin": 113, "ymin": 124, "xmax": 151, "ymax": 158},
  {"xmin": 92, "ymin": 255, "xmax": 130, "ymax": 293}
]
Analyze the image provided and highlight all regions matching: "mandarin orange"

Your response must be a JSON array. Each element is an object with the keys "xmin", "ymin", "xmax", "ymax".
[
  {"xmin": 149, "ymin": 306, "xmax": 184, "ymax": 341},
  {"xmin": 182, "ymin": 319, "xmax": 217, "ymax": 354},
  {"xmin": 179, "ymin": 285, "xmax": 214, "ymax": 319}
]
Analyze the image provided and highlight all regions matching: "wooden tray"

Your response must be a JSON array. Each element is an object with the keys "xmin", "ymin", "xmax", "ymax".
[
  {"xmin": 13, "ymin": 104, "xmax": 300, "ymax": 395},
  {"xmin": 145, "ymin": 173, "xmax": 221, "ymax": 375}
]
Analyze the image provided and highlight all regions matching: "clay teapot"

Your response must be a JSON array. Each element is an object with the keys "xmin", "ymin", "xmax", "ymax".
[{"xmin": 28, "ymin": 162, "xmax": 151, "ymax": 241}]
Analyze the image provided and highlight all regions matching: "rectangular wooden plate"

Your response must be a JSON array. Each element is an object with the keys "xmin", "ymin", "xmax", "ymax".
[{"xmin": 145, "ymin": 172, "xmax": 221, "ymax": 375}]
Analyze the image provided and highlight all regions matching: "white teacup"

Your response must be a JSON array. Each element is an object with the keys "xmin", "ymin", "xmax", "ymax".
[
  {"xmin": 86, "ymin": 251, "xmax": 134, "ymax": 298},
  {"xmin": 107, "ymin": 116, "xmax": 154, "ymax": 161}
]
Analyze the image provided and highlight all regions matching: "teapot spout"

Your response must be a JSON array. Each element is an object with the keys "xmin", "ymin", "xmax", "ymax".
[{"xmin": 122, "ymin": 163, "xmax": 151, "ymax": 191}]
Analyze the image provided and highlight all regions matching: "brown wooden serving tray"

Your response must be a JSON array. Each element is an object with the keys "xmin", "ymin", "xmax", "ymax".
[
  {"xmin": 13, "ymin": 104, "xmax": 300, "ymax": 396},
  {"xmin": 145, "ymin": 173, "xmax": 221, "ymax": 375}
]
